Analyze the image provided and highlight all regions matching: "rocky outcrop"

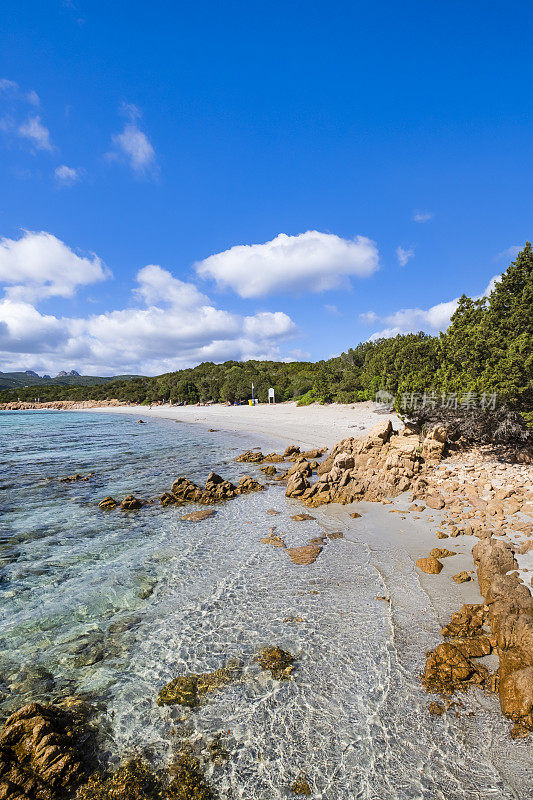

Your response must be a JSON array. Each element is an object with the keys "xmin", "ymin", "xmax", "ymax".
[
  {"xmin": 472, "ymin": 538, "xmax": 533, "ymax": 734},
  {"xmin": 163, "ymin": 473, "xmax": 264, "ymax": 507},
  {"xmin": 287, "ymin": 420, "xmax": 446, "ymax": 507},
  {"xmin": 0, "ymin": 703, "xmax": 88, "ymax": 800}
]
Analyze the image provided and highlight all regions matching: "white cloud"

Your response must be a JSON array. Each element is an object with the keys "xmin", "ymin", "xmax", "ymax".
[
  {"xmin": 108, "ymin": 105, "xmax": 156, "ymax": 174},
  {"xmin": 18, "ymin": 115, "xmax": 53, "ymax": 151},
  {"xmin": 0, "ymin": 239, "xmax": 299, "ymax": 375},
  {"xmin": 396, "ymin": 245, "xmax": 414, "ymax": 266},
  {"xmin": 413, "ymin": 211, "xmax": 433, "ymax": 223},
  {"xmin": 0, "ymin": 79, "xmax": 19, "ymax": 93},
  {"xmin": 111, "ymin": 123, "xmax": 155, "ymax": 172},
  {"xmin": 367, "ymin": 275, "xmax": 500, "ymax": 341},
  {"xmin": 26, "ymin": 89, "xmax": 40, "ymax": 106},
  {"xmin": 0, "ymin": 231, "xmax": 109, "ymax": 301},
  {"xmin": 494, "ymin": 245, "xmax": 521, "ymax": 262},
  {"xmin": 359, "ymin": 310, "xmax": 377, "ymax": 323},
  {"xmin": 54, "ymin": 165, "xmax": 83, "ymax": 185},
  {"xmin": 325, "ymin": 303, "xmax": 342, "ymax": 316},
  {"xmin": 196, "ymin": 231, "xmax": 379, "ymax": 298}
]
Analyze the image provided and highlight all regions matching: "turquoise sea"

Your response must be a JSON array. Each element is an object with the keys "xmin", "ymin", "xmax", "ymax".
[{"xmin": 0, "ymin": 410, "xmax": 531, "ymax": 799}]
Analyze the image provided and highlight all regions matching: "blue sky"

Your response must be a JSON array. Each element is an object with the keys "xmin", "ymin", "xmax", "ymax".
[{"xmin": 0, "ymin": 0, "xmax": 531, "ymax": 375}]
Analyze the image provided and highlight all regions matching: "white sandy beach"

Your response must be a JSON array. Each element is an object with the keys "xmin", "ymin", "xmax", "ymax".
[{"xmin": 85, "ymin": 400, "xmax": 401, "ymax": 450}]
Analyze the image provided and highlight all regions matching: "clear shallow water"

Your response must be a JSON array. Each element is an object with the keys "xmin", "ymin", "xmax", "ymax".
[{"xmin": 0, "ymin": 410, "xmax": 531, "ymax": 800}]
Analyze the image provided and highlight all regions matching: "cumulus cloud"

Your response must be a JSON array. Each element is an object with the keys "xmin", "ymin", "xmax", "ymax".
[
  {"xmin": 0, "ymin": 230, "xmax": 109, "ymax": 301},
  {"xmin": 413, "ymin": 211, "xmax": 433, "ymax": 223},
  {"xmin": 366, "ymin": 275, "xmax": 500, "ymax": 341},
  {"xmin": 108, "ymin": 105, "xmax": 156, "ymax": 174},
  {"xmin": 396, "ymin": 245, "xmax": 414, "ymax": 266},
  {"xmin": 196, "ymin": 231, "xmax": 379, "ymax": 298},
  {"xmin": 18, "ymin": 116, "xmax": 53, "ymax": 151},
  {"xmin": 0, "ymin": 236, "xmax": 298, "ymax": 375},
  {"xmin": 54, "ymin": 165, "xmax": 83, "ymax": 185}
]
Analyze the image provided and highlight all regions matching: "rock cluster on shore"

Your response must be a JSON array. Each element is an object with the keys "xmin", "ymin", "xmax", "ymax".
[{"xmin": 285, "ymin": 419, "xmax": 446, "ymax": 506}]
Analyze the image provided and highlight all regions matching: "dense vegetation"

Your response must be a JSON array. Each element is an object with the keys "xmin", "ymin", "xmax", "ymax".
[{"xmin": 1, "ymin": 244, "xmax": 531, "ymax": 411}]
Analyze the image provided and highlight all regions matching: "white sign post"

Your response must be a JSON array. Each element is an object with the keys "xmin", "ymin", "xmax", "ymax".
[{"xmin": 268, "ymin": 387, "xmax": 275, "ymax": 404}]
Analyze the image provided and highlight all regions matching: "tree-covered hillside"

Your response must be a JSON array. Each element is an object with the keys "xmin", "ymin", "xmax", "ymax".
[{"xmin": 1, "ymin": 245, "xmax": 532, "ymax": 411}]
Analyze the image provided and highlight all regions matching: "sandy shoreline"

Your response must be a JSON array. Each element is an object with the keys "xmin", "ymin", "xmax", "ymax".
[{"xmin": 79, "ymin": 400, "xmax": 401, "ymax": 450}]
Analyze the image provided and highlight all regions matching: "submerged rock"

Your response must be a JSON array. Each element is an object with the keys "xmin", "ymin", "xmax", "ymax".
[
  {"xmin": 256, "ymin": 646, "xmax": 294, "ymax": 680},
  {"xmin": 59, "ymin": 473, "xmax": 94, "ymax": 483},
  {"xmin": 157, "ymin": 663, "xmax": 241, "ymax": 707},
  {"xmin": 290, "ymin": 513, "xmax": 315, "ymax": 522},
  {"xmin": 0, "ymin": 702, "xmax": 88, "ymax": 800},
  {"xmin": 290, "ymin": 773, "xmax": 311, "ymax": 795},
  {"xmin": 428, "ymin": 701, "xmax": 446, "ymax": 716},
  {"xmin": 181, "ymin": 509, "xmax": 216, "ymax": 522},
  {"xmin": 76, "ymin": 753, "xmax": 215, "ymax": 800},
  {"xmin": 286, "ymin": 544, "xmax": 322, "ymax": 565}
]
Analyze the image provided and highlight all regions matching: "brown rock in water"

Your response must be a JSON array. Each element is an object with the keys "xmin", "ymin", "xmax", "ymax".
[
  {"xmin": 261, "ymin": 533, "xmax": 286, "ymax": 548},
  {"xmin": 235, "ymin": 450, "xmax": 264, "ymax": 463},
  {"xmin": 327, "ymin": 531, "xmax": 344, "ymax": 539},
  {"xmin": 453, "ymin": 571, "xmax": 472, "ymax": 583},
  {"xmin": 266, "ymin": 509, "xmax": 281, "ymax": 515},
  {"xmin": 181, "ymin": 509, "xmax": 216, "ymax": 522},
  {"xmin": 137, "ymin": 419, "xmax": 145, "ymax": 423},
  {"xmin": 235, "ymin": 475, "xmax": 264, "ymax": 495},
  {"xmin": 160, "ymin": 491, "xmax": 182, "ymax": 507},
  {"xmin": 349, "ymin": 512, "xmax": 362, "ymax": 519},
  {"xmin": 157, "ymin": 663, "xmax": 241, "ymax": 707},
  {"xmin": 262, "ymin": 453, "xmax": 285, "ymax": 463},
  {"xmin": 283, "ymin": 445, "xmax": 300, "ymax": 458},
  {"xmin": 260, "ymin": 465, "xmax": 277, "ymax": 476},
  {"xmin": 430, "ymin": 548, "xmax": 456, "ymax": 559},
  {"xmin": 121, "ymin": 495, "xmax": 143, "ymax": 510},
  {"xmin": 290, "ymin": 773, "xmax": 311, "ymax": 795},
  {"xmin": 291, "ymin": 513, "xmax": 315, "ymax": 521},
  {"xmin": 421, "ymin": 642, "xmax": 491, "ymax": 694},
  {"xmin": 285, "ymin": 472, "xmax": 310, "ymax": 498},
  {"xmin": 416, "ymin": 556, "xmax": 443, "ymax": 574},
  {"xmin": 98, "ymin": 496, "xmax": 117, "ymax": 510},
  {"xmin": 59, "ymin": 473, "xmax": 93, "ymax": 483},
  {"xmin": 285, "ymin": 544, "xmax": 322, "ymax": 565},
  {"xmin": 0, "ymin": 703, "xmax": 88, "ymax": 800},
  {"xmin": 428, "ymin": 701, "xmax": 446, "ymax": 716},
  {"xmin": 256, "ymin": 646, "xmax": 294, "ymax": 679}
]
